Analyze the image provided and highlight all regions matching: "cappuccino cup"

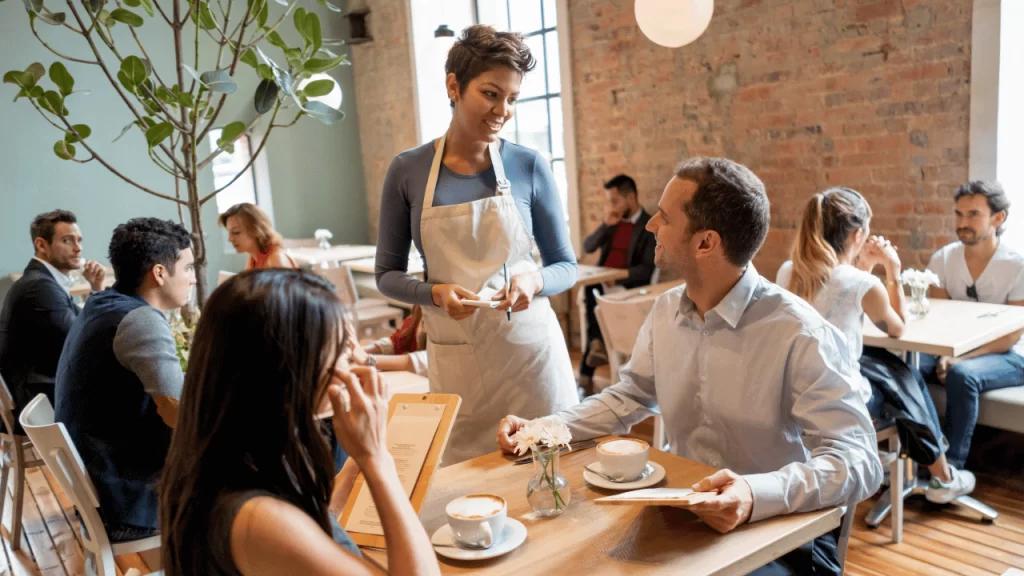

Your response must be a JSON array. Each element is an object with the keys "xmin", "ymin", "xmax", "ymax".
[
  {"xmin": 597, "ymin": 438, "xmax": 650, "ymax": 482},
  {"xmin": 445, "ymin": 494, "xmax": 507, "ymax": 549}
]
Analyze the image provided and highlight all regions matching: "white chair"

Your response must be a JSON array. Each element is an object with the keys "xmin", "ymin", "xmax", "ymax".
[
  {"xmin": 836, "ymin": 495, "xmax": 860, "ymax": 574},
  {"xmin": 593, "ymin": 289, "xmax": 665, "ymax": 450},
  {"xmin": 0, "ymin": 373, "xmax": 45, "ymax": 550},
  {"xmin": 863, "ymin": 425, "xmax": 904, "ymax": 543},
  {"xmin": 19, "ymin": 394, "xmax": 162, "ymax": 576},
  {"xmin": 316, "ymin": 266, "xmax": 405, "ymax": 337}
]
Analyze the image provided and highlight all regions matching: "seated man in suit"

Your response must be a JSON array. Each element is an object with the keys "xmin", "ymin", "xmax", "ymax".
[
  {"xmin": 0, "ymin": 210, "xmax": 105, "ymax": 414},
  {"xmin": 580, "ymin": 174, "xmax": 656, "ymax": 394},
  {"xmin": 56, "ymin": 217, "xmax": 193, "ymax": 542},
  {"xmin": 498, "ymin": 158, "xmax": 881, "ymax": 575}
]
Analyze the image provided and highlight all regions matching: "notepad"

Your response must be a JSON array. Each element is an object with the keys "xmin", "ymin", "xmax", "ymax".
[
  {"xmin": 460, "ymin": 299, "xmax": 502, "ymax": 309},
  {"xmin": 595, "ymin": 488, "xmax": 719, "ymax": 507}
]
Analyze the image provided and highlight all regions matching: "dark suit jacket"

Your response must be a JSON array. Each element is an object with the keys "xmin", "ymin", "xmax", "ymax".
[
  {"xmin": 0, "ymin": 259, "xmax": 80, "ymax": 409},
  {"xmin": 583, "ymin": 209, "xmax": 657, "ymax": 289}
]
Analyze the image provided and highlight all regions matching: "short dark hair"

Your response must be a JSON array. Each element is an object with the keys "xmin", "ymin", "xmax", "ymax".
[
  {"xmin": 109, "ymin": 217, "xmax": 192, "ymax": 291},
  {"xmin": 604, "ymin": 174, "xmax": 637, "ymax": 197},
  {"xmin": 676, "ymin": 157, "xmax": 770, "ymax": 267},
  {"xmin": 954, "ymin": 180, "xmax": 1010, "ymax": 236},
  {"xmin": 445, "ymin": 24, "xmax": 535, "ymax": 108},
  {"xmin": 30, "ymin": 209, "xmax": 77, "ymax": 245}
]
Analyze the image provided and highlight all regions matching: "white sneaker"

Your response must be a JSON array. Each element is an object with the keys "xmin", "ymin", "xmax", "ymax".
[{"xmin": 926, "ymin": 467, "xmax": 976, "ymax": 504}]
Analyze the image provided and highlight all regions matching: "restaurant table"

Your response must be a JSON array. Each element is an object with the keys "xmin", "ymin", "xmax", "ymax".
[
  {"xmin": 347, "ymin": 256, "xmax": 425, "ymax": 276},
  {"xmin": 570, "ymin": 264, "xmax": 632, "ymax": 351},
  {"xmin": 287, "ymin": 244, "xmax": 377, "ymax": 267},
  {"xmin": 362, "ymin": 437, "xmax": 841, "ymax": 575},
  {"xmin": 862, "ymin": 298, "xmax": 1024, "ymax": 368},
  {"xmin": 8, "ymin": 270, "xmax": 115, "ymax": 299}
]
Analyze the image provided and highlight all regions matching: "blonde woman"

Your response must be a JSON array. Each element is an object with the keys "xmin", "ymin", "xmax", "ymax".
[
  {"xmin": 219, "ymin": 203, "xmax": 298, "ymax": 270},
  {"xmin": 777, "ymin": 187, "xmax": 975, "ymax": 503}
]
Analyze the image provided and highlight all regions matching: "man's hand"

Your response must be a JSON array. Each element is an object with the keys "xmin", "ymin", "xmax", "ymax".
[
  {"xmin": 82, "ymin": 260, "xmax": 106, "ymax": 292},
  {"xmin": 685, "ymin": 469, "xmax": 754, "ymax": 534},
  {"xmin": 604, "ymin": 206, "xmax": 623, "ymax": 227},
  {"xmin": 936, "ymin": 356, "xmax": 959, "ymax": 384},
  {"xmin": 496, "ymin": 415, "xmax": 530, "ymax": 453}
]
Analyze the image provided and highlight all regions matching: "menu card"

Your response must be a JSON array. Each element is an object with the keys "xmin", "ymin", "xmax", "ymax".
[
  {"xmin": 595, "ymin": 488, "xmax": 718, "ymax": 507},
  {"xmin": 343, "ymin": 403, "xmax": 444, "ymax": 535}
]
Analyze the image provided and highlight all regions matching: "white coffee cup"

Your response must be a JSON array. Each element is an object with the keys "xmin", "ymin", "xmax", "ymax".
[
  {"xmin": 597, "ymin": 438, "xmax": 650, "ymax": 482},
  {"xmin": 445, "ymin": 494, "xmax": 507, "ymax": 549}
]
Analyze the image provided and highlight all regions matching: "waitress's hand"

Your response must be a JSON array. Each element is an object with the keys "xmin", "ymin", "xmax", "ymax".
[
  {"xmin": 431, "ymin": 283, "xmax": 478, "ymax": 320},
  {"xmin": 328, "ymin": 366, "xmax": 390, "ymax": 468},
  {"xmin": 492, "ymin": 271, "xmax": 543, "ymax": 313}
]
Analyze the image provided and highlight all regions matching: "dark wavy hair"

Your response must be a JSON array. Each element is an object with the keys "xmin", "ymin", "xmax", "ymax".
[
  {"xmin": 108, "ymin": 217, "xmax": 192, "ymax": 292},
  {"xmin": 160, "ymin": 269, "xmax": 348, "ymax": 576},
  {"xmin": 445, "ymin": 24, "xmax": 535, "ymax": 108},
  {"xmin": 954, "ymin": 180, "xmax": 1010, "ymax": 236}
]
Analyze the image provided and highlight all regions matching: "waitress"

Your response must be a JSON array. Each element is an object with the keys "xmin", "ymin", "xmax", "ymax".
[{"xmin": 375, "ymin": 24, "xmax": 579, "ymax": 464}]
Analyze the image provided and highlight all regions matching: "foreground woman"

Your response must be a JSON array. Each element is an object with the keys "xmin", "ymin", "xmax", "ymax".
[{"xmin": 160, "ymin": 269, "xmax": 439, "ymax": 576}]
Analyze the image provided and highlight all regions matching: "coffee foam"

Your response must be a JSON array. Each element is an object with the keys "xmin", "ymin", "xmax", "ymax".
[
  {"xmin": 446, "ymin": 494, "xmax": 504, "ymax": 519},
  {"xmin": 598, "ymin": 439, "xmax": 648, "ymax": 455}
]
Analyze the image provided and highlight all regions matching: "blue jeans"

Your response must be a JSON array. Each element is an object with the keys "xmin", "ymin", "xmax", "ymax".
[{"xmin": 916, "ymin": 352, "xmax": 1024, "ymax": 468}]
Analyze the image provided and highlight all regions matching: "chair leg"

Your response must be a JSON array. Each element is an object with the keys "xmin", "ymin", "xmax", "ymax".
[
  {"xmin": 0, "ymin": 440, "xmax": 9, "ymax": 529},
  {"xmin": 10, "ymin": 441, "xmax": 24, "ymax": 550},
  {"xmin": 890, "ymin": 456, "xmax": 903, "ymax": 544}
]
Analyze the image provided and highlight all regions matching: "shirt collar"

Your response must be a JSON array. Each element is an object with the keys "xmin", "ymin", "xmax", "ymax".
[
  {"xmin": 678, "ymin": 265, "xmax": 760, "ymax": 329},
  {"xmin": 33, "ymin": 257, "xmax": 74, "ymax": 293},
  {"xmin": 625, "ymin": 208, "xmax": 643, "ymax": 225}
]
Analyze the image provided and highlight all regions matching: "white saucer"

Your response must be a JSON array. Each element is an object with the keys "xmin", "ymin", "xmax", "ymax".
[
  {"xmin": 584, "ymin": 461, "xmax": 666, "ymax": 490},
  {"xmin": 431, "ymin": 518, "xmax": 527, "ymax": 561}
]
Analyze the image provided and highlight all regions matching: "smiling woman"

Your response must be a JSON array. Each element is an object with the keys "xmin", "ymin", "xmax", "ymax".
[{"xmin": 374, "ymin": 24, "xmax": 579, "ymax": 464}]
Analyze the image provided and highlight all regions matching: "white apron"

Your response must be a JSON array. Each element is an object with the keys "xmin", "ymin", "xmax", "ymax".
[{"xmin": 421, "ymin": 134, "xmax": 578, "ymax": 465}]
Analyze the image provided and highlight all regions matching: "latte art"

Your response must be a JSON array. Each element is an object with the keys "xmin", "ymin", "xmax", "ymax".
[
  {"xmin": 446, "ymin": 494, "xmax": 505, "ymax": 520},
  {"xmin": 598, "ymin": 439, "xmax": 648, "ymax": 455}
]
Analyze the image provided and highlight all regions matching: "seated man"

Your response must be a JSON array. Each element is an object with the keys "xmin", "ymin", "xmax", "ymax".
[
  {"xmin": 498, "ymin": 158, "xmax": 882, "ymax": 575},
  {"xmin": 919, "ymin": 180, "xmax": 1024, "ymax": 490},
  {"xmin": 0, "ymin": 210, "xmax": 105, "ymax": 414},
  {"xmin": 580, "ymin": 174, "xmax": 656, "ymax": 393},
  {"xmin": 56, "ymin": 217, "xmax": 194, "ymax": 541}
]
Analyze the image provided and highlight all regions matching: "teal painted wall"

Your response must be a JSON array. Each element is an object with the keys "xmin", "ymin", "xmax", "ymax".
[{"xmin": 0, "ymin": 2, "xmax": 366, "ymax": 302}]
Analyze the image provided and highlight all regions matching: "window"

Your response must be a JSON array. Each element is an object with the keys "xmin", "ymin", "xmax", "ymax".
[
  {"xmin": 476, "ymin": 0, "xmax": 568, "ymax": 216},
  {"xmin": 208, "ymin": 128, "xmax": 260, "ymax": 214}
]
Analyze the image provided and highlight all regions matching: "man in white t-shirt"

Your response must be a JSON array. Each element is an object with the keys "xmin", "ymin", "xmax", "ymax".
[{"xmin": 921, "ymin": 180, "xmax": 1024, "ymax": 479}]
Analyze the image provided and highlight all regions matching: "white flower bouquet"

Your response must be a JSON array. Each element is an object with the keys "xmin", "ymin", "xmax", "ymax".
[
  {"xmin": 314, "ymin": 228, "xmax": 333, "ymax": 250},
  {"xmin": 900, "ymin": 268, "xmax": 940, "ymax": 290},
  {"xmin": 511, "ymin": 418, "xmax": 572, "ymax": 515},
  {"xmin": 169, "ymin": 308, "xmax": 199, "ymax": 372}
]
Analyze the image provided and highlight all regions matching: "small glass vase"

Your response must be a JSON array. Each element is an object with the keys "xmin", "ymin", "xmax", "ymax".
[
  {"xmin": 527, "ymin": 446, "xmax": 570, "ymax": 517},
  {"xmin": 909, "ymin": 284, "xmax": 930, "ymax": 318},
  {"xmin": 318, "ymin": 238, "xmax": 331, "ymax": 250}
]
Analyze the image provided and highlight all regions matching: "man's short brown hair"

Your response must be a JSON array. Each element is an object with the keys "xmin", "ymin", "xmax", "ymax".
[{"xmin": 30, "ymin": 209, "xmax": 77, "ymax": 245}]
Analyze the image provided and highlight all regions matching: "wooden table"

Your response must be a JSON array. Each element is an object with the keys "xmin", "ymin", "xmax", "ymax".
[
  {"xmin": 862, "ymin": 299, "xmax": 1024, "ymax": 366},
  {"xmin": 363, "ymin": 438, "xmax": 841, "ymax": 575},
  {"xmin": 347, "ymin": 256, "xmax": 425, "ymax": 276},
  {"xmin": 287, "ymin": 244, "xmax": 377, "ymax": 267},
  {"xmin": 382, "ymin": 370, "xmax": 429, "ymax": 396}
]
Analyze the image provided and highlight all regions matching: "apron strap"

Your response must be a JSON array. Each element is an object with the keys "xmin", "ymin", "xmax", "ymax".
[
  {"xmin": 489, "ymin": 140, "xmax": 511, "ymax": 197},
  {"xmin": 423, "ymin": 133, "xmax": 447, "ymax": 211}
]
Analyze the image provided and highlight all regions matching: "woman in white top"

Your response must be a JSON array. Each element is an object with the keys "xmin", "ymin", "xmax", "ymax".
[{"xmin": 777, "ymin": 187, "xmax": 975, "ymax": 503}]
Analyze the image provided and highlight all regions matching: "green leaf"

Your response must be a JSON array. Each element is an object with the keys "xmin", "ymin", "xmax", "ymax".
[
  {"xmin": 97, "ymin": 9, "xmax": 113, "ymax": 25},
  {"xmin": 123, "ymin": 0, "xmax": 139, "ymax": 6},
  {"xmin": 306, "ymin": 13, "xmax": 322, "ymax": 55},
  {"xmin": 116, "ymin": 70, "xmax": 135, "ymax": 92},
  {"xmin": 53, "ymin": 140, "xmax": 75, "ymax": 160},
  {"xmin": 216, "ymin": 121, "xmax": 246, "ymax": 149},
  {"xmin": 113, "ymin": 121, "xmax": 135, "ymax": 142},
  {"xmin": 86, "ymin": 0, "xmax": 104, "ymax": 13},
  {"xmin": 177, "ymin": 92, "xmax": 194, "ymax": 108},
  {"xmin": 199, "ymin": 70, "xmax": 237, "ymax": 93},
  {"xmin": 194, "ymin": 2, "xmax": 216, "ymax": 29},
  {"xmin": 140, "ymin": 116, "xmax": 157, "ymax": 129},
  {"xmin": 138, "ymin": 0, "xmax": 153, "ymax": 16},
  {"xmin": 26, "ymin": 62, "xmax": 45, "ymax": 82},
  {"xmin": 155, "ymin": 85, "xmax": 176, "ymax": 105},
  {"xmin": 240, "ymin": 48, "xmax": 258, "ymax": 69},
  {"xmin": 181, "ymin": 64, "xmax": 203, "ymax": 84},
  {"xmin": 253, "ymin": 79, "xmax": 278, "ymax": 114},
  {"xmin": 120, "ymin": 55, "xmax": 149, "ymax": 86},
  {"xmin": 40, "ymin": 90, "xmax": 65, "ymax": 115},
  {"xmin": 145, "ymin": 122, "xmax": 173, "ymax": 147},
  {"xmin": 28, "ymin": 85, "xmax": 44, "ymax": 99},
  {"xmin": 304, "ymin": 101, "xmax": 343, "ymax": 125},
  {"xmin": 256, "ymin": 64, "xmax": 273, "ymax": 81},
  {"xmin": 48, "ymin": 62, "xmax": 74, "ymax": 96},
  {"xmin": 3, "ymin": 70, "xmax": 36, "ymax": 91},
  {"xmin": 313, "ymin": 0, "xmax": 340, "ymax": 13},
  {"xmin": 293, "ymin": 7, "xmax": 308, "ymax": 45},
  {"xmin": 142, "ymin": 99, "xmax": 160, "ymax": 114},
  {"xmin": 22, "ymin": 0, "xmax": 42, "ymax": 13},
  {"xmin": 64, "ymin": 124, "xmax": 91, "ymax": 143},
  {"xmin": 284, "ymin": 48, "xmax": 303, "ymax": 71},
  {"xmin": 266, "ymin": 30, "xmax": 287, "ymax": 50},
  {"xmin": 251, "ymin": 0, "xmax": 267, "ymax": 27},
  {"xmin": 109, "ymin": 7, "xmax": 143, "ymax": 26},
  {"xmin": 302, "ymin": 78, "xmax": 333, "ymax": 97},
  {"xmin": 37, "ymin": 11, "xmax": 67, "ymax": 25},
  {"xmin": 303, "ymin": 55, "xmax": 345, "ymax": 75}
]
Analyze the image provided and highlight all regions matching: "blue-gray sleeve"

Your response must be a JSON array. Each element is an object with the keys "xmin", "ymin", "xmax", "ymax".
[
  {"xmin": 530, "ymin": 154, "xmax": 578, "ymax": 296},
  {"xmin": 113, "ymin": 307, "xmax": 184, "ymax": 399},
  {"xmin": 375, "ymin": 154, "xmax": 437, "ymax": 307}
]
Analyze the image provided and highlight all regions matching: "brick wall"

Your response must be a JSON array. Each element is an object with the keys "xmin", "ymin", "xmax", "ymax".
[
  {"xmin": 569, "ymin": 0, "xmax": 972, "ymax": 279},
  {"xmin": 350, "ymin": 0, "xmax": 419, "ymax": 241}
]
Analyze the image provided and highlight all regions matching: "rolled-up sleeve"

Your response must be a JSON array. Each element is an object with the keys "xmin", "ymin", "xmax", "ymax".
[{"xmin": 743, "ymin": 326, "xmax": 882, "ymax": 523}]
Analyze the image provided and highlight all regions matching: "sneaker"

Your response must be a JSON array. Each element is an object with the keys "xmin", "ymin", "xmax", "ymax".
[
  {"xmin": 586, "ymin": 339, "xmax": 609, "ymax": 368},
  {"xmin": 578, "ymin": 375, "xmax": 594, "ymax": 399},
  {"xmin": 925, "ymin": 466, "xmax": 976, "ymax": 504}
]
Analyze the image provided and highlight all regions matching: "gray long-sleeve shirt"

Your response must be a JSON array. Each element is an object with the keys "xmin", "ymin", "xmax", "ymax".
[{"xmin": 375, "ymin": 140, "xmax": 577, "ymax": 306}]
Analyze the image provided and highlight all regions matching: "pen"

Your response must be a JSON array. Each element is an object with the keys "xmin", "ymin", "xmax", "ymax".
[{"xmin": 503, "ymin": 263, "xmax": 511, "ymax": 321}]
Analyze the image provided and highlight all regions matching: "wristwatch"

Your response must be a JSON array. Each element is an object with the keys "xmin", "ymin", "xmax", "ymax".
[{"xmin": 365, "ymin": 354, "xmax": 377, "ymax": 367}]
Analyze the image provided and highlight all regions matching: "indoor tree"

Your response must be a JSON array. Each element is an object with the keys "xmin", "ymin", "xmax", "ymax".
[{"xmin": 2, "ymin": 0, "xmax": 349, "ymax": 305}]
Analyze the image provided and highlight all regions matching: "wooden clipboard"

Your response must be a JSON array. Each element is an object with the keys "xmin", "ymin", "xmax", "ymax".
[{"xmin": 340, "ymin": 393, "xmax": 460, "ymax": 549}]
